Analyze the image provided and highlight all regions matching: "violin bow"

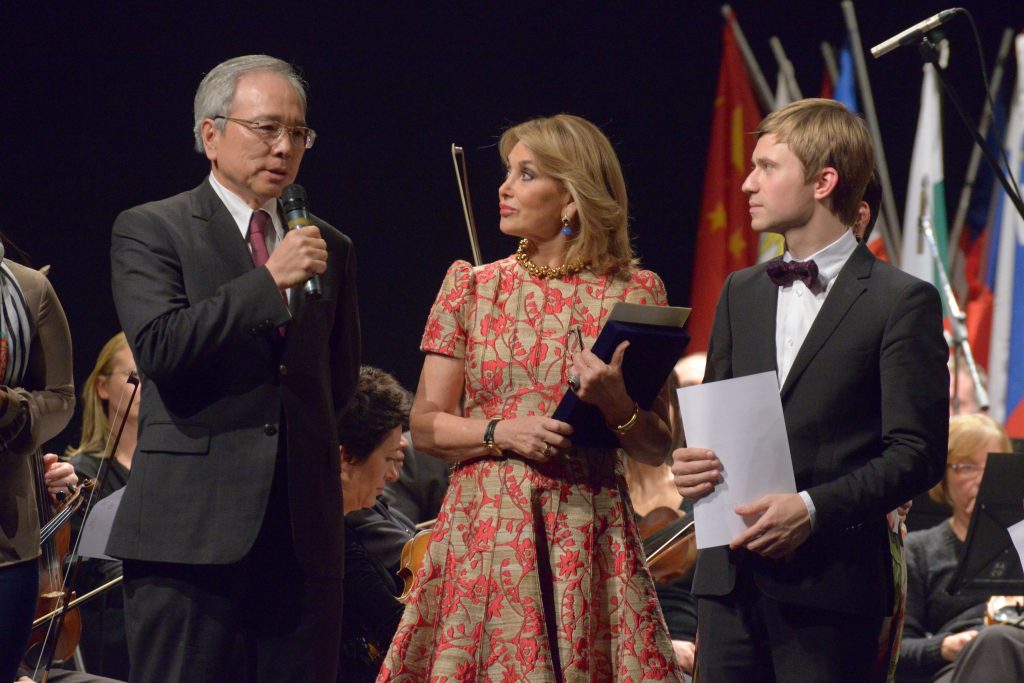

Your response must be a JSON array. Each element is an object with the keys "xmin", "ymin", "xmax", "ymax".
[
  {"xmin": 646, "ymin": 519, "xmax": 695, "ymax": 565},
  {"xmin": 451, "ymin": 144, "xmax": 483, "ymax": 267},
  {"xmin": 32, "ymin": 372, "xmax": 140, "ymax": 681}
]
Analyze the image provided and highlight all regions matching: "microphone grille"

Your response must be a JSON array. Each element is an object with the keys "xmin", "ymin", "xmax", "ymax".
[{"xmin": 281, "ymin": 184, "xmax": 308, "ymax": 212}]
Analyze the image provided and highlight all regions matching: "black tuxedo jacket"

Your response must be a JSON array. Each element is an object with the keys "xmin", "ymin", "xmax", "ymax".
[
  {"xmin": 692, "ymin": 244, "xmax": 948, "ymax": 618},
  {"xmin": 107, "ymin": 180, "xmax": 360, "ymax": 578}
]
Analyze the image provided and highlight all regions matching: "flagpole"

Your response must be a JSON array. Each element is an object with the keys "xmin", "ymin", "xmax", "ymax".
[
  {"xmin": 948, "ymin": 28, "xmax": 1015, "ymax": 271},
  {"xmin": 918, "ymin": 181, "xmax": 990, "ymax": 411},
  {"xmin": 821, "ymin": 42, "xmax": 839, "ymax": 88},
  {"xmin": 841, "ymin": 0, "xmax": 901, "ymax": 264},
  {"xmin": 721, "ymin": 5, "xmax": 775, "ymax": 113},
  {"xmin": 770, "ymin": 36, "xmax": 803, "ymax": 101}
]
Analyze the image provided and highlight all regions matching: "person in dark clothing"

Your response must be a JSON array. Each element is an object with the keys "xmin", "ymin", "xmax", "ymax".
[
  {"xmin": 336, "ymin": 366, "xmax": 414, "ymax": 682},
  {"xmin": 897, "ymin": 413, "xmax": 1024, "ymax": 683}
]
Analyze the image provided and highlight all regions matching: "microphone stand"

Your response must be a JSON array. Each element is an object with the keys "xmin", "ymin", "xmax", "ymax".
[
  {"xmin": 916, "ymin": 37, "xmax": 1024, "ymax": 225},
  {"xmin": 917, "ymin": 182, "xmax": 989, "ymax": 412}
]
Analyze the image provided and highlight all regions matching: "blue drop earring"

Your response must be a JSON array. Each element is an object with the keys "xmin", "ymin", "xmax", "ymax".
[{"xmin": 560, "ymin": 215, "xmax": 573, "ymax": 236}]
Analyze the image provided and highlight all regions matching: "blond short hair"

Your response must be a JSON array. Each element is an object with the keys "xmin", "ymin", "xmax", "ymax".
[
  {"xmin": 928, "ymin": 413, "xmax": 1011, "ymax": 506},
  {"xmin": 499, "ymin": 114, "xmax": 637, "ymax": 276},
  {"xmin": 755, "ymin": 98, "xmax": 874, "ymax": 226}
]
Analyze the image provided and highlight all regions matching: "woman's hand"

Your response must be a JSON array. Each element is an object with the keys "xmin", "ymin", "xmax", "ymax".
[
  {"xmin": 42, "ymin": 452, "xmax": 78, "ymax": 505},
  {"xmin": 494, "ymin": 416, "xmax": 573, "ymax": 463},
  {"xmin": 570, "ymin": 340, "xmax": 635, "ymax": 425},
  {"xmin": 940, "ymin": 630, "xmax": 978, "ymax": 662}
]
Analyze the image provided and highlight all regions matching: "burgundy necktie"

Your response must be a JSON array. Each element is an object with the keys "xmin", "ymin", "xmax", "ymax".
[
  {"xmin": 766, "ymin": 259, "xmax": 819, "ymax": 288},
  {"xmin": 248, "ymin": 210, "xmax": 287, "ymax": 336},
  {"xmin": 248, "ymin": 210, "xmax": 272, "ymax": 268}
]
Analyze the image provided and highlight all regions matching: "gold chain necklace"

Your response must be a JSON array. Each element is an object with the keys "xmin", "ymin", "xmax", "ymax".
[{"xmin": 515, "ymin": 238, "xmax": 585, "ymax": 279}]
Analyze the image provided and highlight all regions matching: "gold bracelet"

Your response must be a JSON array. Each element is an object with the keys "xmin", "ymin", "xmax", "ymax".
[
  {"xmin": 609, "ymin": 402, "xmax": 640, "ymax": 435},
  {"xmin": 483, "ymin": 417, "xmax": 503, "ymax": 455}
]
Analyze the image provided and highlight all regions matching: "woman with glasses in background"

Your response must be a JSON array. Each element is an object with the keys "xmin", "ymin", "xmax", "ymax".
[
  {"xmin": 897, "ymin": 413, "xmax": 1024, "ymax": 683},
  {"xmin": 377, "ymin": 114, "xmax": 682, "ymax": 682}
]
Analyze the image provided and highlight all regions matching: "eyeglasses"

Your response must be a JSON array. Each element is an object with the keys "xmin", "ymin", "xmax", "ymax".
[
  {"xmin": 948, "ymin": 462, "xmax": 985, "ymax": 476},
  {"xmin": 567, "ymin": 326, "xmax": 584, "ymax": 356},
  {"xmin": 214, "ymin": 116, "xmax": 317, "ymax": 150}
]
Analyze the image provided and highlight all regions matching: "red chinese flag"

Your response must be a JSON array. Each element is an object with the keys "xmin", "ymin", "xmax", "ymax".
[{"xmin": 688, "ymin": 22, "xmax": 764, "ymax": 351}]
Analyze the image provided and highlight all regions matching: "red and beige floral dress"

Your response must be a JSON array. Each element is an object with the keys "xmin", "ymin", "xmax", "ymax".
[{"xmin": 377, "ymin": 257, "xmax": 684, "ymax": 683}]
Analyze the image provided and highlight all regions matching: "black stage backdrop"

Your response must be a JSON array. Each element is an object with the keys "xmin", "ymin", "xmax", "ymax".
[{"xmin": 6, "ymin": 1, "xmax": 1018, "ymax": 451}]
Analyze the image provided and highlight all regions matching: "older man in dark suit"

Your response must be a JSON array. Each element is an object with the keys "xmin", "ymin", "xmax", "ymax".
[
  {"xmin": 108, "ymin": 54, "xmax": 359, "ymax": 682},
  {"xmin": 672, "ymin": 99, "xmax": 948, "ymax": 682}
]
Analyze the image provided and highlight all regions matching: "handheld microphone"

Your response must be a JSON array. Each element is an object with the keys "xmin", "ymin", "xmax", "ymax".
[
  {"xmin": 281, "ymin": 184, "xmax": 323, "ymax": 298},
  {"xmin": 870, "ymin": 8, "xmax": 959, "ymax": 59}
]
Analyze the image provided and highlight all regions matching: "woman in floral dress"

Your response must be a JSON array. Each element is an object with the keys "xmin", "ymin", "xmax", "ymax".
[{"xmin": 377, "ymin": 114, "xmax": 683, "ymax": 682}]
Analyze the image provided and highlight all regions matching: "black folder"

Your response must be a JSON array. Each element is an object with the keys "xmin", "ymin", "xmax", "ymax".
[{"xmin": 552, "ymin": 303, "xmax": 691, "ymax": 447}]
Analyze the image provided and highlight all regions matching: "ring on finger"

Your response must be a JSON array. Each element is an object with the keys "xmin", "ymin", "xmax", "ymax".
[
  {"xmin": 567, "ymin": 374, "xmax": 580, "ymax": 392},
  {"xmin": 543, "ymin": 444, "xmax": 552, "ymax": 457}
]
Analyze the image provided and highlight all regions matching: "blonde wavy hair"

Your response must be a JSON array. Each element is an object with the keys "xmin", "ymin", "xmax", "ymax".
[
  {"xmin": 66, "ymin": 332, "xmax": 130, "ymax": 459},
  {"xmin": 929, "ymin": 413, "xmax": 1011, "ymax": 506},
  {"xmin": 499, "ymin": 114, "xmax": 637, "ymax": 276}
]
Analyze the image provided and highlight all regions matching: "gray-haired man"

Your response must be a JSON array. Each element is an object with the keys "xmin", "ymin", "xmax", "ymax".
[{"xmin": 108, "ymin": 54, "xmax": 360, "ymax": 682}]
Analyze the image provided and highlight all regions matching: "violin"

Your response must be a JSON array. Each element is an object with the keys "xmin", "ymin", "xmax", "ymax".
[
  {"xmin": 397, "ymin": 522, "xmax": 434, "ymax": 605},
  {"xmin": 637, "ymin": 506, "xmax": 697, "ymax": 586},
  {"xmin": 23, "ymin": 450, "xmax": 83, "ymax": 674}
]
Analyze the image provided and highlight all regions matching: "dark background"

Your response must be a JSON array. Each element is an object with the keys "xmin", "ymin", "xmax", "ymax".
[{"xmin": 5, "ymin": 1, "xmax": 1019, "ymax": 451}]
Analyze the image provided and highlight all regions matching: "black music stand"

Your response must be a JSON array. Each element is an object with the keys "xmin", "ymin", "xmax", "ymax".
[{"xmin": 948, "ymin": 453, "xmax": 1024, "ymax": 598}]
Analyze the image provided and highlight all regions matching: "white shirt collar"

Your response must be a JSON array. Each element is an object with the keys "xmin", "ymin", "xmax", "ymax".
[
  {"xmin": 207, "ymin": 173, "xmax": 284, "ymax": 241},
  {"xmin": 783, "ymin": 229, "xmax": 857, "ymax": 290}
]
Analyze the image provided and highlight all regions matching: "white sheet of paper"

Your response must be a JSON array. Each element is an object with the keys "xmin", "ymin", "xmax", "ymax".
[
  {"xmin": 77, "ymin": 487, "xmax": 124, "ymax": 560},
  {"xmin": 677, "ymin": 371, "xmax": 797, "ymax": 549},
  {"xmin": 1008, "ymin": 517, "xmax": 1024, "ymax": 574}
]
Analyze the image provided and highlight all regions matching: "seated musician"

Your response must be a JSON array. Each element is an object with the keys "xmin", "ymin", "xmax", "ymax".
[
  {"xmin": 625, "ymin": 352, "xmax": 706, "ymax": 678},
  {"xmin": 897, "ymin": 414, "xmax": 1024, "ymax": 683},
  {"xmin": 56, "ymin": 332, "xmax": 137, "ymax": 680},
  {"xmin": 337, "ymin": 366, "xmax": 415, "ymax": 682}
]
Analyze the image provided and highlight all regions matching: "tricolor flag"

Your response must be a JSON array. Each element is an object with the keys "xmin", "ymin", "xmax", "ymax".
[
  {"xmin": 900, "ymin": 48, "xmax": 949, "ymax": 288},
  {"xmin": 986, "ymin": 33, "xmax": 1024, "ymax": 436},
  {"xmin": 688, "ymin": 20, "xmax": 763, "ymax": 351},
  {"xmin": 956, "ymin": 85, "xmax": 1007, "ymax": 373}
]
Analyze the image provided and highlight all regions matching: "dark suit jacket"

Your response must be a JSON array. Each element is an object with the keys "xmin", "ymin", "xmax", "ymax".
[
  {"xmin": 107, "ymin": 179, "xmax": 360, "ymax": 578},
  {"xmin": 692, "ymin": 244, "xmax": 948, "ymax": 619}
]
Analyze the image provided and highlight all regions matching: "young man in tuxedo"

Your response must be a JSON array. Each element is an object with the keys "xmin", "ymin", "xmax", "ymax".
[
  {"xmin": 672, "ymin": 98, "xmax": 948, "ymax": 682},
  {"xmin": 108, "ymin": 55, "xmax": 360, "ymax": 682}
]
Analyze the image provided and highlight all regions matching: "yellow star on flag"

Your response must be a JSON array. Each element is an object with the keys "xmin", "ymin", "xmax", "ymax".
[{"xmin": 707, "ymin": 202, "xmax": 726, "ymax": 232}]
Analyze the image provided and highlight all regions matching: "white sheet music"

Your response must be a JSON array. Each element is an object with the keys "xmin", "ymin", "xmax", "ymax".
[{"xmin": 677, "ymin": 371, "xmax": 797, "ymax": 549}]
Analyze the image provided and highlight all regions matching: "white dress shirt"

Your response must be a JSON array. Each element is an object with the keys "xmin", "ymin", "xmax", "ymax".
[
  {"xmin": 775, "ymin": 229, "xmax": 858, "ymax": 387},
  {"xmin": 774, "ymin": 229, "xmax": 857, "ymax": 529}
]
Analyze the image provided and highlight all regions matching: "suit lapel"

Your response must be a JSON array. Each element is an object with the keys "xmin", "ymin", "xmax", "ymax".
[
  {"xmin": 780, "ymin": 244, "xmax": 873, "ymax": 399},
  {"xmin": 190, "ymin": 180, "xmax": 255, "ymax": 280},
  {"xmin": 747, "ymin": 268, "xmax": 780, "ymax": 375}
]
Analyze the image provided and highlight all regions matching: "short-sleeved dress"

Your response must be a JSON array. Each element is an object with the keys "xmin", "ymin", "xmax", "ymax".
[{"xmin": 377, "ymin": 257, "xmax": 683, "ymax": 682}]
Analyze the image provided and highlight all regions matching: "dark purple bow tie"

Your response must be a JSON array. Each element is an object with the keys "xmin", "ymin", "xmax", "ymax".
[{"xmin": 766, "ymin": 259, "xmax": 819, "ymax": 288}]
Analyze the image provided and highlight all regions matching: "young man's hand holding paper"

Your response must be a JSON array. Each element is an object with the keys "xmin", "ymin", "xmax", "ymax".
[{"xmin": 673, "ymin": 371, "xmax": 809, "ymax": 558}]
